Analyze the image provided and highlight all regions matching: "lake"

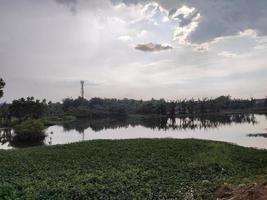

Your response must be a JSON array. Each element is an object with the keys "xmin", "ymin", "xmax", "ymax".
[{"xmin": 1, "ymin": 114, "xmax": 267, "ymax": 149}]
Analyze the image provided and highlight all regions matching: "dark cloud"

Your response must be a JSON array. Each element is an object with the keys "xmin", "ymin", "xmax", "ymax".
[
  {"xmin": 54, "ymin": 0, "xmax": 78, "ymax": 14},
  {"xmin": 54, "ymin": 0, "xmax": 111, "ymax": 14},
  {"xmin": 154, "ymin": 0, "xmax": 267, "ymax": 44},
  {"xmin": 111, "ymin": 0, "xmax": 149, "ymax": 5},
  {"xmin": 109, "ymin": 0, "xmax": 267, "ymax": 45},
  {"xmin": 135, "ymin": 43, "xmax": 172, "ymax": 52},
  {"xmin": 169, "ymin": 8, "xmax": 199, "ymax": 27}
]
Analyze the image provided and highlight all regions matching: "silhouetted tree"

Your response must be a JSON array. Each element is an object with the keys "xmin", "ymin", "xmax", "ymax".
[
  {"xmin": 169, "ymin": 102, "xmax": 176, "ymax": 116},
  {"xmin": 0, "ymin": 78, "xmax": 5, "ymax": 99},
  {"xmin": 9, "ymin": 97, "xmax": 47, "ymax": 120}
]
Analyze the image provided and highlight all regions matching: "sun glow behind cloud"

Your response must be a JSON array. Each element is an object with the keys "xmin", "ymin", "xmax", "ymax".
[{"xmin": 0, "ymin": 0, "xmax": 267, "ymax": 102}]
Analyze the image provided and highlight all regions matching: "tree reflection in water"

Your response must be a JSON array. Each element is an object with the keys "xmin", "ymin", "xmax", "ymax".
[
  {"xmin": 0, "ymin": 114, "xmax": 259, "ymax": 148},
  {"xmin": 0, "ymin": 128, "xmax": 46, "ymax": 148},
  {"xmin": 62, "ymin": 114, "xmax": 257, "ymax": 133}
]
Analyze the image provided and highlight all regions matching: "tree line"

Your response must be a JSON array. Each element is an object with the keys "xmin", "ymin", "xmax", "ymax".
[
  {"xmin": 0, "ymin": 77, "xmax": 267, "ymax": 124},
  {"xmin": 59, "ymin": 95, "xmax": 266, "ymax": 118},
  {"xmin": 1, "ymin": 95, "xmax": 265, "ymax": 121}
]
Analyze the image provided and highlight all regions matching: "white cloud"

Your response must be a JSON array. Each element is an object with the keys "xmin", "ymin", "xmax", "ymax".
[
  {"xmin": 218, "ymin": 51, "xmax": 237, "ymax": 58},
  {"xmin": 239, "ymin": 29, "xmax": 258, "ymax": 37},
  {"xmin": 113, "ymin": 2, "xmax": 167, "ymax": 25},
  {"xmin": 118, "ymin": 35, "xmax": 133, "ymax": 42},
  {"xmin": 137, "ymin": 30, "xmax": 148, "ymax": 38},
  {"xmin": 170, "ymin": 5, "xmax": 196, "ymax": 20},
  {"xmin": 173, "ymin": 11, "xmax": 201, "ymax": 45},
  {"xmin": 169, "ymin": 5, "xmax": 202, "ymax": 47}
]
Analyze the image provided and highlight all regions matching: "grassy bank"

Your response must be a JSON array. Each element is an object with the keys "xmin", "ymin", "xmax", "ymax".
[{"xmin": 0, "ymin": 139, "xmax": 266, "ymax": 199}]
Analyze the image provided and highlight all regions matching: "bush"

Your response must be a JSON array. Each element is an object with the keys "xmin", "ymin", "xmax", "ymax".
[{"xmin": 13, "ymin": 119, "xmax": 46, "ymax": 142}]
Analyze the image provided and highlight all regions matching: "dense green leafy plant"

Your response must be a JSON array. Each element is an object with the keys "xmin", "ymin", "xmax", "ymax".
[{"xmin": 0, "ymin": 139, "xmax": 266, "ymax": 199}]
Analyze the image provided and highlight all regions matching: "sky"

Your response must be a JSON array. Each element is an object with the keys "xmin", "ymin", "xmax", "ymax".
[{"xmin": 0, "ymin": 0, "xmax": 267, "ymax": 102}]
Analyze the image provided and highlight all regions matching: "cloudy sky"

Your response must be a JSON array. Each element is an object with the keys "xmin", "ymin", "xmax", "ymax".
[{"xmin": 1, "ymin": 0, "xmax": 267, "ymax": 102}]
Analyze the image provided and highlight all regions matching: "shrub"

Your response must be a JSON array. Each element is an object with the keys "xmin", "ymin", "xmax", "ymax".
[{"xmin": 13, "ymin": 119, "xmax": 46, "ymax": 142}]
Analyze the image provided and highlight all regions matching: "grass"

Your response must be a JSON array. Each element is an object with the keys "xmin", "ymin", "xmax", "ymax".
[{"xmin": 0, "ymin": 139, "xmax": 266, "ymax": 199}]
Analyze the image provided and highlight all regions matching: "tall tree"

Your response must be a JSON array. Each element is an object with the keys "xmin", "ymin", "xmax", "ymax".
[
  {"xmin": 9, "ymin": 97, "xmax": 47, "ymax": 120},
  {"xmin": 0, "ymin": 78, "xmax": 5, "ymax": 99}
]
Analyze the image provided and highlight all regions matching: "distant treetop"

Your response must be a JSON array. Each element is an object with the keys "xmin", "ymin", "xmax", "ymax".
[{"xmin": 0, "ymin": 78, "xmax": 5, "ymax": 99}]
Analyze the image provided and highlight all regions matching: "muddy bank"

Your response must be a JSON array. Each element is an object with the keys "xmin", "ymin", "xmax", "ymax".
[{"xmin": 216, "ymin": 182, "xmax": 267, "ymax": 200}]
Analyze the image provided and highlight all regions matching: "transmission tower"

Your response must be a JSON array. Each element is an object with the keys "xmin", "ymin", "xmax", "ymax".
[{"xmin": 80, "ymin": 81, "xmax": 85, "ymax": 98}]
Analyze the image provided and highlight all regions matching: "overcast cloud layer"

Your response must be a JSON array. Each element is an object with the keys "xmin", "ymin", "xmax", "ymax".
[{"xmin": 0, "ymin": 0, "xmax": 267, "ymax": 102}]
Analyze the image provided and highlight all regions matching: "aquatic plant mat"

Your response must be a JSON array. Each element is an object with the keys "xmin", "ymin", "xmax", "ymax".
[{"xmin": 0, "ymin": 139, "xmax": 266, "ymax": 199}]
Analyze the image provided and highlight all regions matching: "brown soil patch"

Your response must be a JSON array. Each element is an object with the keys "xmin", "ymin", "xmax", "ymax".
[{"xmin": 215, "ymin": 182, "xmax": 267, "ymax": 200}]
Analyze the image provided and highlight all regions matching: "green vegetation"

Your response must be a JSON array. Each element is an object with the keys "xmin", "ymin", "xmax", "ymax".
[
  {"xmin": 0, "ymin": 139, "xmax": 266, "ymax": 199},
  {"xmin": 1, "ymin": 93, "xmax": 267, "ymax": 129},
  {"xmin": 14, "ymin": 119, "xmax": 45, "ymax": 136},
  {"xmin": 61, "ymin": 96, "xmax": 265, "ymax": 118},
  {"xmin": 10, "ymin": 119, "xmax": 47, "ymax": 146},
  {"xmin": 49, "ymin": 95, "xmax": 267, "ymax": 118},
  {"xmin": 0, "ymin": 119, "xmax": 47, "ymax": 148},
  {"xmin": 8, "ymin": 97, "xmax": 48, "ymax": 121},
  {"xmin": 0, "ymin": 119, "xmax": 46, "ymax": 146},
  {"xmin": 0, "ymin": 96, "xmax": 76, "ymax": 128}
]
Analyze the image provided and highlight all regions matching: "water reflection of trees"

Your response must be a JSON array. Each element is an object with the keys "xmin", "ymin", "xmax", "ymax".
[
  {"xmin": 0, "ymin": 129, "xmax": 46, "ymax": 148},
  {"xmin": 0, "ymin": 114, "xmax": 259, "ymax": 148},
  {"xmin": 62, "ymin": 114, "xmax": 257, "ymax": 133}
]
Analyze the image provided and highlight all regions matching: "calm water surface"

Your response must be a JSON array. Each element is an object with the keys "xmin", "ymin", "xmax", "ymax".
[{"xmin": 1, "ymin": 114, "xmax": 267, "ymax": 149}]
